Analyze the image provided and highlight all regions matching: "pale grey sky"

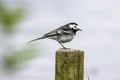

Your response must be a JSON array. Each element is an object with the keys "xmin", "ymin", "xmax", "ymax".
[{"xmin": 0, "ymin": 0, "xmax": 120, "ymax": 80}]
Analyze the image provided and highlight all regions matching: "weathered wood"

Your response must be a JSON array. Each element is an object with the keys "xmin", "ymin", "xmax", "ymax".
[{"xmin": 55, "ymin": 48, "xmax": 84, "ymax": 80}]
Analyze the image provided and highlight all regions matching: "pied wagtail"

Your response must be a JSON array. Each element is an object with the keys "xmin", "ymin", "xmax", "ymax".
[{"xmin": 28, "ymin": 22, "xmax": 82, "ymax": 48}]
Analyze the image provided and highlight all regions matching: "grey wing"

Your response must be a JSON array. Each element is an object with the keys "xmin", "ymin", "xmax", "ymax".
[
  {"xmin": 56, "ymin": 25, "xmax": 72, "ymax": 34},
  {"xmin": 57, "ymin": 29, "xmax": 71, "ymax": 34},
  {"xmin": 43, "ymin": 28, "xmax": 71, "ymax": 37},
  {"xmin": 43, "ymin": 28, "xmax": 59, "ymax": 37},
  {"xmin": 43, "ymin": 24, "xmax": 72, "ymax": 37}
]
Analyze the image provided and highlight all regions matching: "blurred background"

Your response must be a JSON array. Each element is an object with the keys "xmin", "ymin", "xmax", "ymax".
[{"xmin": 0, "ymin": 0, "xmax": 120, "ymax": 80}]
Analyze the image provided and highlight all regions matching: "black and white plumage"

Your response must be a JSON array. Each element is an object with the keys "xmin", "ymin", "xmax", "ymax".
[{"xmin": 28, "ymin": 22, "xmax": 82, "ymax": 48}]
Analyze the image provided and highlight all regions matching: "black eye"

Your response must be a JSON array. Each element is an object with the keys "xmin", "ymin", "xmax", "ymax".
[{"xmin": 73, "ymin": 26, "xmax": 77, "ymax": 29}]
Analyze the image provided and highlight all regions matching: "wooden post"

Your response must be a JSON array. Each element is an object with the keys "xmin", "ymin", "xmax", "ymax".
[{"xmin": 55, "ymin": 48, "xmax": 84, "ymax": 80}]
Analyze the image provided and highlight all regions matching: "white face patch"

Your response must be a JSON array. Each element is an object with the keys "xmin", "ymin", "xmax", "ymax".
[
  {"xmin": 69, "ymin": 24, "xmax": 75, "ymax": 29},
  {"xmin": 69, "ymin": 24, "xmax": 80, "ymax": 30}
]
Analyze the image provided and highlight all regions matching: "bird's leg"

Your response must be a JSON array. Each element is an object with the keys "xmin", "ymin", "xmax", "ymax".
[{"xmin": 58, "ymin": 41, "xmax": 66, "ymax": 49}]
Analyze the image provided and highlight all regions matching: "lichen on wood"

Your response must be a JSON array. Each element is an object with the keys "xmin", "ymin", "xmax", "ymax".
[{"xmin": 55, "ymin": 48, "xmax": 84, "ymax": 80}]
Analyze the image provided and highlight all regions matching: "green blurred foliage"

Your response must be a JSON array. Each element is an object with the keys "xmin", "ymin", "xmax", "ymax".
[
  {"xmin": 87, "ymin": 75, "xmax": 90, "ymax": 80},
  {"xmin": 0, "ymin": 0, "xmax": 24, "ymax": 34},
  {"xmin": 3, "ymin": 45, "xmax": 39, "ymax": 70},
  {"xmin": 0, "ymin": 0, "xmax": 40, "ymax": 72}
]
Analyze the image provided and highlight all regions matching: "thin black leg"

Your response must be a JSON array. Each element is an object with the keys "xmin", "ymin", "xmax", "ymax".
[{"xmin": 58, "ymin": 41, "xmax": 66, "ymax": 49}]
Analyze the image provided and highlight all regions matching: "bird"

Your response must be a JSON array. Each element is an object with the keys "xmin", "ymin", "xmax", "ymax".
[{"xmin": 28, "ymin": 22, "xmax": 82, "ymax": 48}]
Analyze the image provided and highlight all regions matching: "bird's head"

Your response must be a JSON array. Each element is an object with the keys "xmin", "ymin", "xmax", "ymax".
[{"xmin": 67, "ymin": 22, "xmax": 82, "ymax": 31}]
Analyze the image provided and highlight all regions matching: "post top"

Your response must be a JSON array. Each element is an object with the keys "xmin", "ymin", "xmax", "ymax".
[{"xmin": 56, "ymin": 48, "xmax": 84, "ymax": 53}]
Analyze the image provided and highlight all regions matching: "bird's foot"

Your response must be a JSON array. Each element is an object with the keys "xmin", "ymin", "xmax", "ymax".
[{"xmin": 61, "ymin": 47, "xmax": 71, "ymax": 49}]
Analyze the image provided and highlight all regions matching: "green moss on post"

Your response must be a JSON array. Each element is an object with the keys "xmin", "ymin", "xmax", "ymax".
[{"xmin": 55, "ymin": 48, "xmax": 84, "ymax": 80}]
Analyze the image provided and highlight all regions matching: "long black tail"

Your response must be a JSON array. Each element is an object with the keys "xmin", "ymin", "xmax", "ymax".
[{"xmin": 28, "ymin": 37, "xmax": 45, "ymax": 43}]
